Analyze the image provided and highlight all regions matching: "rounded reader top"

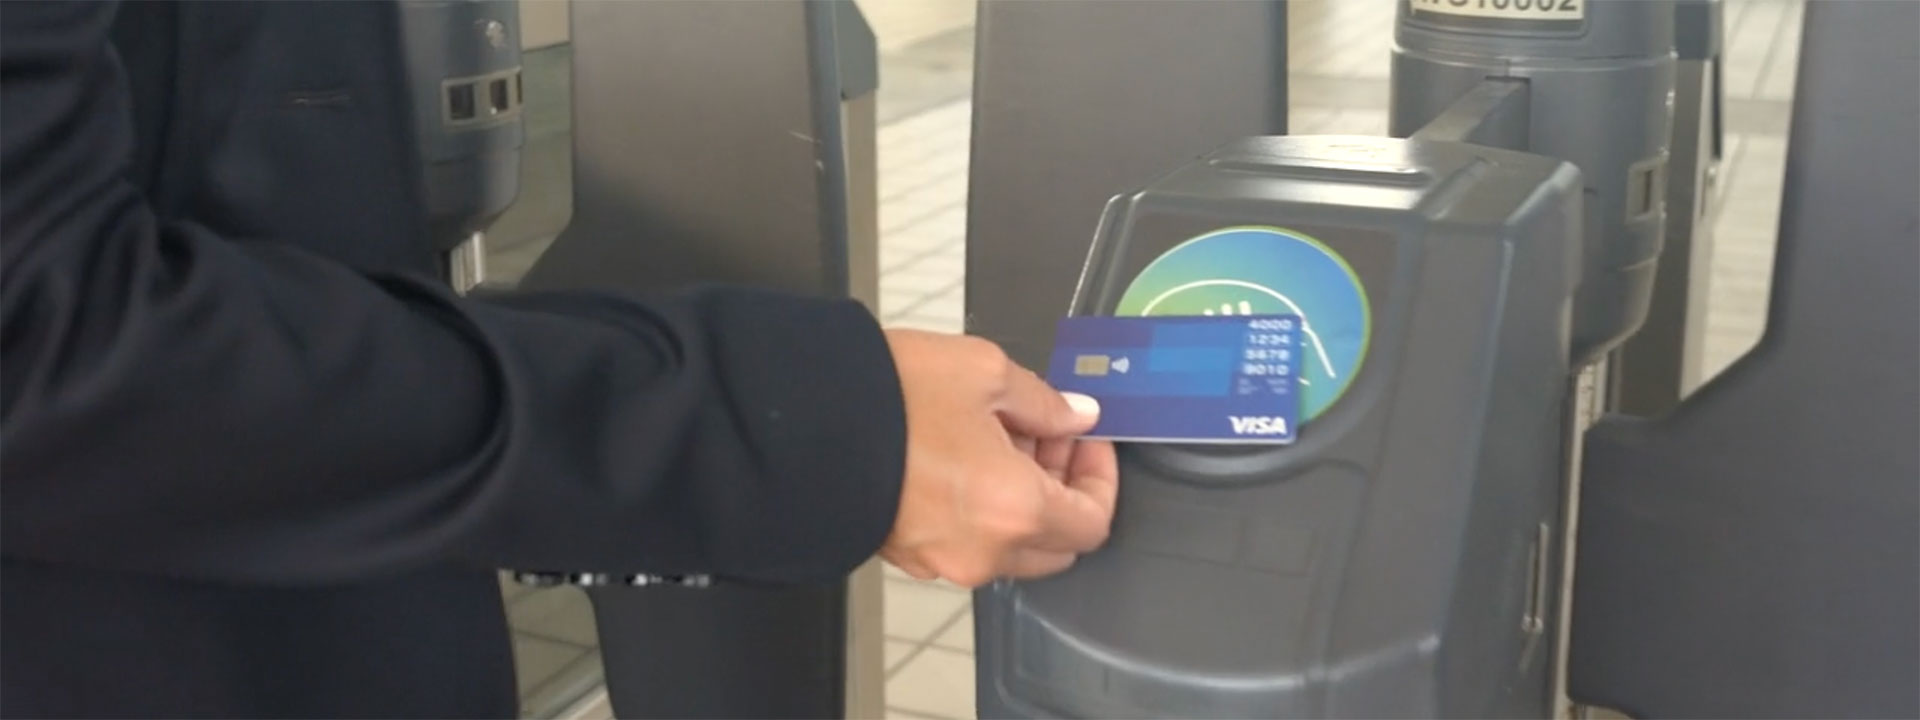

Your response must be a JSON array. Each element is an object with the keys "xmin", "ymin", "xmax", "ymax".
[{"xmin": 1395, "ymin": 0, "xmax": 1677, "ymax": 60}]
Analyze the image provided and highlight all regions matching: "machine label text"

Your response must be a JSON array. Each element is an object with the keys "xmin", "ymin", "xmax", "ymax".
[{"xmin": 1409, "ymin": 0, "xmax": 1585, "ymax": 23}]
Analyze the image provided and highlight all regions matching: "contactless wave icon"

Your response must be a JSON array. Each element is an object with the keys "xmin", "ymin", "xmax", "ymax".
[{"xmin": 1116, "ymin": 227, "xmax": 1371, "ymax": 422}]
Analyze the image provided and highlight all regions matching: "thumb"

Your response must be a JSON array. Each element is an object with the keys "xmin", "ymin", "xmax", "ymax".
[{"xmin": 996, "ymin": 367, "xmax": 1101, "ymax": 439}]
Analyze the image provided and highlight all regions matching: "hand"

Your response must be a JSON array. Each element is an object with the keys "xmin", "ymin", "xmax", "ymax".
[{"xmin": 878, "ymin": 329, "xmax": 1121, "ymax": 588}]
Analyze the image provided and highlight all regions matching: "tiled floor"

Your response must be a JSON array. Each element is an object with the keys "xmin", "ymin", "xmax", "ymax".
[{"xmin": 872, "ymin": 2, "xmax": 1806, "ymax": 718}]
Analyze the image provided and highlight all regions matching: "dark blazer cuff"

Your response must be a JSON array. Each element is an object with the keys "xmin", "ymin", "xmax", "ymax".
[{"xmin": 707, "ymin": 296, "xmax": 907, "ymax": 583}]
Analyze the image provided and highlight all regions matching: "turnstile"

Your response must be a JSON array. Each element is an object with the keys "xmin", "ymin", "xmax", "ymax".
[
  {"xmin": 968, "ymin": 0, "xmax": 1917, "ymax": 717},
  {"xmin": 974, "ymin": 2, "xmax": 1670, "ymax": 716},
  {"xmin": 979, "ymin": 133, "xmax": 1584, "ymax": 719}
]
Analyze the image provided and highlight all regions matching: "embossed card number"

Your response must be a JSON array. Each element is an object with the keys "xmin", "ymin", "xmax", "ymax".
[{"xmin": 1410, "ymin": 0, "xmax": 1585, "ymax": 22}]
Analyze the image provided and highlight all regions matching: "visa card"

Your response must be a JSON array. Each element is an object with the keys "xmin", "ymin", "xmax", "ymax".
[{"xmin": 1045, "ymin": 315, "xmax": 1304, "ymax": 444}]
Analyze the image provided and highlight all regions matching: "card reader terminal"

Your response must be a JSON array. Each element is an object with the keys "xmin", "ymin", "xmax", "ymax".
[{"xmin": 976, "ymin": 135, "xmax": 1583, "ymax": 718}]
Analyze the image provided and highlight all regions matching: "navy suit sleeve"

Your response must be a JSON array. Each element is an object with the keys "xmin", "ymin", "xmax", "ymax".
[{"xmin": 0, "ymin": 1, "xmax": 906, "ymax": 586}]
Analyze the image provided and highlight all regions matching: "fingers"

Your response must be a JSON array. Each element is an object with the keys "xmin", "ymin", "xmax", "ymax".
[
  {"xmin": 882, "ymin": 329, "xmax": 1118, "ymax": 589},
  {"xmin": 1064, "ymin": 440, "xmax": 1120, "ymax": 518},
  {"xmin": 1033, "ymin": 436, "xmax": 1075, "ymax": 481},
  {"xmin": 907, "ymin": 439, "xmax": 1119, "ymax": 587},
  {"xmin": 1030, "ymin": 440, "xmax": 1121, "ymax": 553},
  {"xmin": 995, "ymin": 365, "xmax": 1101, "ymax": 440},
  {"xmin": 1012, "ymin": 435, "xmax": 1038, "ymax": 458}
]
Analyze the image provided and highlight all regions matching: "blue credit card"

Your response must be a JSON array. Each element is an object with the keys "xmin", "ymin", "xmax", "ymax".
[{"xmin": 1045, "ymin": 315, "xmax": 1303, "ymax": 444}]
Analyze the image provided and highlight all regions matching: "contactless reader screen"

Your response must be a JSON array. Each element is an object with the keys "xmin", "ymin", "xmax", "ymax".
[{"xmin": 1080, "ymin": 216, "xmax": 1394, "ymax": 425}]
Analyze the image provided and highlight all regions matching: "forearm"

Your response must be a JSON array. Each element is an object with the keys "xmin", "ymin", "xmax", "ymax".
[{"xmin": 0, "ymin": 0, "xmax": 907, "ymax": 587}]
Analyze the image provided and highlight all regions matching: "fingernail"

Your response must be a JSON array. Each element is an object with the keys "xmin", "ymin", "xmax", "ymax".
[{"xmin": 1062, "ymin": 392, "xmax": 1101, "ymax": 419}]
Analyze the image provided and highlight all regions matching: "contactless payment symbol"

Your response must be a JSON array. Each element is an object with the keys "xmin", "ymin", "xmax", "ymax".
[{"xmin": 1115, "ymin": 226, "xmax": 1371, "ymax": 422}]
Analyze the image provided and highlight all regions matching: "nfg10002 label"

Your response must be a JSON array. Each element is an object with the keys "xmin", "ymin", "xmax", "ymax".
[{"xmin": 1410, "ymin": 0, "xmax": 1585, "ymax": 23}]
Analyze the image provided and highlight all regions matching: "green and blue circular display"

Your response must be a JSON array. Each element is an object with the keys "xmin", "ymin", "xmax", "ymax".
[{"xmin": 1115, "ymin": 226, "xmax": 1371, "ymax": 422}]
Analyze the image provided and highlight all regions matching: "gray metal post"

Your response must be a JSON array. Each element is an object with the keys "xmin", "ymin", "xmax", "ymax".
[
  {"xmin": 1611, "ymin": 0, "xmax": 1723, "ymax": 415},
  {"xmin": 1390, "ymin": 0, "xmax": 1676, "ymax": 365},
  {"xmin": 832, "ymin": 6, "xmax": 885, "ymax": 719},
  {"xmin": 1388, "ymin": 12, "xmax": 1678, "ymax": 715}
]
